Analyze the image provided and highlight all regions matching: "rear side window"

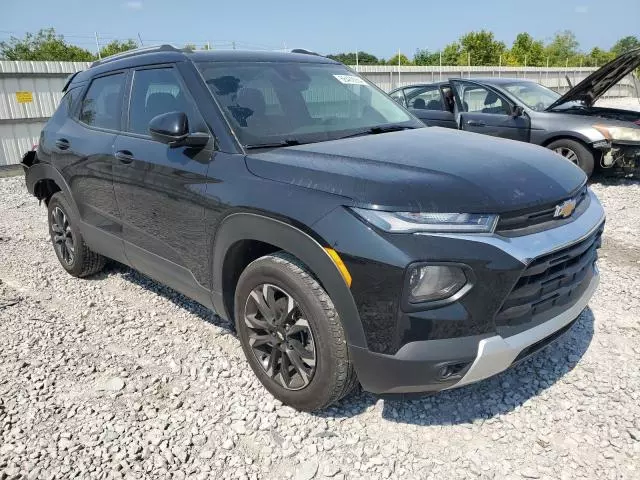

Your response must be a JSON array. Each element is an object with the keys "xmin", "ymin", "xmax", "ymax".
[
  {"xmin": 79, "ymin": 73, "xmax": 125, "ymax": 130},
  {"xmin": 128, "ymin": 67, "xmax": 200, "ymax": 136},
  {"xmin": 48, "ymin": 88, "xmax": 77, "ymax": 126}
]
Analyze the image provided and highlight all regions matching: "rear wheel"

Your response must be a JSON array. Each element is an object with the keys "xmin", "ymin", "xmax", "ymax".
[
  {"xmin": 547, "ymin": 139, "xmax": 595, "ymax": 177},
  {"xmin": 47, "ymin": 192, "xmax": 106, "ymax": 277},
  {"xmin": 234, "ymin": 252, "xmax": 356, "ymax": 411}
]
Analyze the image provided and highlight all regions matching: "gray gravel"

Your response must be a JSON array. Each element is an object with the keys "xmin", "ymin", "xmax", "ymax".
[{"xmin": 1, "ymin": 174, "xmax": 639, "ymax": 480}]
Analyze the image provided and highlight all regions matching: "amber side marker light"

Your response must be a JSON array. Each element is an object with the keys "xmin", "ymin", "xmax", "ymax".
[{"xmin": 324, "ymin": 248, "xmax": 352, "ymax": 288}]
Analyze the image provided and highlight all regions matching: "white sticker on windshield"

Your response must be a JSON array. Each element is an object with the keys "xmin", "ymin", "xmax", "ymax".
[{"xmin": 333, "ymin": 74, "xmax": 368, "ymax": 85}]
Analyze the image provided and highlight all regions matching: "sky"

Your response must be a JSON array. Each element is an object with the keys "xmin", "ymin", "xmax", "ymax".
[{"xmin": 1, "ymin": 0, "xmax": 639, "ymax": 59}]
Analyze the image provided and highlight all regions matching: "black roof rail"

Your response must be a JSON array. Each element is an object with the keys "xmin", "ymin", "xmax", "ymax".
[{"xmin": 91, "ymin": 44, "xmax": 182, "ymax": 67}]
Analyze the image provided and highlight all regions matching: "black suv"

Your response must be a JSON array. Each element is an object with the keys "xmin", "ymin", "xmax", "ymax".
[{"xmin": 23, "ymin": 46, "xmax": 605, "ymax": 411}]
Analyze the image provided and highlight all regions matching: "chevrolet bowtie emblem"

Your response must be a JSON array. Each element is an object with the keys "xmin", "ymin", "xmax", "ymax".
[{"xmin": 554, "ymin": 199, "xmax": 577, "ymax": 219}]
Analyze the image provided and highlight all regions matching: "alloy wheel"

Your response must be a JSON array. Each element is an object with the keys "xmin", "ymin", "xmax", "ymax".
[
  {"xmin": 51, "ymin": 207, "xmax": 75, "ymax": 265},
  {"xmin": 244, "ymin": 284, "xmax": 316, "ymax": 390},
  {"xmin": 553, "ymin": 147, "xmax": 579, "ymax": 165}
]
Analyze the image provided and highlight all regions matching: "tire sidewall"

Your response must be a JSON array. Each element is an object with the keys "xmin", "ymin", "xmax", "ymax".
[
  {"xmin": 548, "ymin": 139, "xmax": 594, "ymax": 177},
  {"xmin": 47, "ymin": 193, "xmax": 84, "ymax": 276},
  {"xmin": 234, "ymin": 259, "xmax": 340, "ymax": 410}
]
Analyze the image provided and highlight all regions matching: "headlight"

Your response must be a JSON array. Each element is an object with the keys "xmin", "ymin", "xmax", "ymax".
[
  {"xmin": 351, "ymin": 208, "xmax": 498, "ymax": 233},
  {"xmin": 408, "ymin": 264, "xmax": 467, "ymax": 303},
  {"xmin": 593, "ymin": 124, "xmax": 640, "ymax": 142}
]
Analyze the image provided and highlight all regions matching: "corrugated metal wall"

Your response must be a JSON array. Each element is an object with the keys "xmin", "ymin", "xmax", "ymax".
[
  {"xmin": 1, "ymin": 61, "xmax": 638, "ymax": 166},
  {"xmin": 0, "ymin": 61, "xmax": 91, "ymax": 166}
]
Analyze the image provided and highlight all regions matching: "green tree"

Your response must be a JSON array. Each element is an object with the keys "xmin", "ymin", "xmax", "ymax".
[
  {"xmin": 98, "ymin": 39, "xmax": 138, "ymax": 58},
  {"xmin": 326, "ymin": 51, "xmax": 380, "ymax": 65},
  {"xmin": 441, "ymin": 42, "xmax": 463, "ymax": 65},
  {"xmin": 584, "ymin": 47, "xmax": 614, "ymax": 67},
  {"xmin": 458, "ymin": 30, "xmax": 506, "ymax": 65},
  {"xmin": 183, "ymin": 43, "xmax": 197, "ymax": 52},
  {"xmin": 413, "ymin": 49, "xmax": 440, "ymax": 66},
  {"xmin": 0, "ymin": 28, "xmax": 94, "ymax": 61},
  {"xmin": 611, "ymin": 35, "xmax": 640, "ymax": 56},
  {"xmin": 544, "ymin": 30, "xmax": 579, "ymax": 66},
  {"xmin": 387, "ymin": 53, "xmax": 412, "ymax": 66},
  {"xmin": 509, "ymin": 33, "xmax": 545, "ymax": 66}
]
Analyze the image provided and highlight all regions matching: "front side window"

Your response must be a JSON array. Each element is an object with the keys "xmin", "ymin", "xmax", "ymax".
[
  {"xmin": 79, "ymin": 73, "xmax": 125, "ymax": 130},
  {"xmin": 197, "ymin": 61, "xmax": 421, "ymax": 147},
  {"xmin": 128, "ymin": 67, "xmax": 200, "ymax": 135},
  {"xmin": 456, "ymin": 84, "xmax": 511, "ymax": 115}
]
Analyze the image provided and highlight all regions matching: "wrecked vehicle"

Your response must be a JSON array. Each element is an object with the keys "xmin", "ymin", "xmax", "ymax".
[{"xmin": 390, "ymin": 48, "xmax": 640, "ymax": 176}]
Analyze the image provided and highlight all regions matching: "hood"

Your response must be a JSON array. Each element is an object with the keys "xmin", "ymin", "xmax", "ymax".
[
  {"xmin": 245, "ymin": 128, "xmax": 586, "ymax": 213},
  {"xmin": 546, "ymin": 47, "xmax": 640, "ymax": 110}
]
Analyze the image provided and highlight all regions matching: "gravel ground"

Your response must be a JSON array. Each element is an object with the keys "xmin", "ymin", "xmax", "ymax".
[{"xmin": 0, "ymin": 174, "xmax": 639, "ymax": 480}]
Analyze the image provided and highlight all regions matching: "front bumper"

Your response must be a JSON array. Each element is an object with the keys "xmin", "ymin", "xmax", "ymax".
[{"xmin": 349, "ymin": 190, "xmax": 605, "ymax": 394}]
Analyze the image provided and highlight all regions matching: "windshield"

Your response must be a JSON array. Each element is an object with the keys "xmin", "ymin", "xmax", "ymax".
[
  {"xmin": 502, "ymin": 81, "xmax": 562, "ymax": 111},
  {"xmin": 196, "ymin": 61, "xmax": 421, "ymax": 147}
]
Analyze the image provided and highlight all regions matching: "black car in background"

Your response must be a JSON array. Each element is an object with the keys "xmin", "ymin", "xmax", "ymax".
[
  {"xmin": 390, "ymin": 48, "xmax": 640, "ymax": 176},
  {"xmin": 23, "ymin": 46, "xmax": 604, "ymax": 410}
]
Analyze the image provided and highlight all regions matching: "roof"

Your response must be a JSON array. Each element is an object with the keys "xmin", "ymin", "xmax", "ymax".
[
  {"xmin": 390, "ymin": 77, "xmax": 539, "ymax": 92},
  {"xmin": 70, "ymin": 47, "xmax": 338, "ymax": 87}
]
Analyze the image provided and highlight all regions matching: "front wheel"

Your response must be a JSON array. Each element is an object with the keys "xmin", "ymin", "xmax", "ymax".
[
  {"xmin": 234, "ymin": 252, "xmax": 356, "ymax": 411},
  {"xmin": 547, "ymin": 139, "xmax": 595, "ymax": 177}
]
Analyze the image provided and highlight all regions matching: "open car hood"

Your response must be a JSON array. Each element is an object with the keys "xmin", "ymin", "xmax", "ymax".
[{"xmin": 546, "ymin": 47, "xmax": 640, "ymax": 110}]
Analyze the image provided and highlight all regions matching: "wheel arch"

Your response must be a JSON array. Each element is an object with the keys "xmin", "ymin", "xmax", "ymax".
[
  {"xmin": 211, "ymin": 212, "xmax": 367, "ymax": 348},
  {"xmin": 540, "ymin": 132, "xmax": 595, "ymax": 149},
  {"xmin": 25, "ymin": 163, "xmax": 80, "ymax": 215}
]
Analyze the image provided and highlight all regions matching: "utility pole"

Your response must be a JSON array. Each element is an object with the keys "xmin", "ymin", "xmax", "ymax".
[
  {"xmin": 355, "ymin": 50, "xmax": 359, "ymax": 71},
  {"xmin": 398, "ymin": 48, "xmax": 401, "ymax": 87},
  {"xmin": 498, "ymin": 54, "xmax": 502, "ymax": 77},
  {"xmin": 232, "ymin": 41, "xmax": 236, "ymax": 50},
  {"xmin": 94, "ymin": 32, "xmax": 101, "ymax": 59},
  {"xmin": 137, "ymin": 33, "xmax": 144, "ymax": 46},
  {"xmin": 439, "ymin": 51, "xmax": 442, "ymax": 81}
]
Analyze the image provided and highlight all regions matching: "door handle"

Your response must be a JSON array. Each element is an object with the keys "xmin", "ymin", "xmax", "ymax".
[
  {"xmin": 55, "ymin": 138, "xmax": 70, "ymax": 150},
  {"xmin": 466, "ymin": 120, "xmax": 486, "ymax": 127},
  {"xmin": 115, "ymin": 150, "xmax": 135, "ymax": 164}
]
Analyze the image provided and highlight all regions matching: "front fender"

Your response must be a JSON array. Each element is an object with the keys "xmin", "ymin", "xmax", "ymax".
[{"xmin": 210, "ymin": 212, "xmax": 367, "ymax": 348}]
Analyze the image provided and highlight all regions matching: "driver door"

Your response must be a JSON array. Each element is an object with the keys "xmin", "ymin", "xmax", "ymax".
[{"xmin": 450, "ymin": 79, "xmax": 530, "ymax": 142}]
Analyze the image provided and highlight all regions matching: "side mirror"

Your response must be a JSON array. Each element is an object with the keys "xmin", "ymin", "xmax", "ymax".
[
  {"xmin": 149, "ymin": 111, "xmax": 209, "ymax": 148},
  {"xmin": 511, "ymin": 105, "xmax": 524, "ymax": 117}
]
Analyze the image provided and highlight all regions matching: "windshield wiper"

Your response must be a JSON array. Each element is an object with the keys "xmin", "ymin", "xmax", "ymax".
[
  {"xmin": 336, "ymin": 124, "xmax": 418, "ymax": 140},
  {"xmin": 245, "ymin": 139, "xmax": 303, "ymax": 149}
]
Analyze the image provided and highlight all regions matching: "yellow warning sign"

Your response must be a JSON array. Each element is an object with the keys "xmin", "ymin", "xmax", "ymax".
[{"xmin": 15, "ymin": 91, "xmax": 33, "ymax": 103}]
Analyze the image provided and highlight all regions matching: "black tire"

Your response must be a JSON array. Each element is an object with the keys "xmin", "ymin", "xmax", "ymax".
[
  {"xmin": 234, "ymin": 252, "xmax": 357, "ymax": 411},
  {"xmin": 47, "ymin": 192, "xmax": 106, "ymax": 277},
  {"xmin": 547, "ymin": 139, "xmax": 595, "ymax": 177}
]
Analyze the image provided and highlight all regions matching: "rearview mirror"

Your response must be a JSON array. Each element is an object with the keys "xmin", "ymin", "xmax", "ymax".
[
  {"xmin": 149, "ymin": 112, "xmax": 209, "ymax": 148},
  {"xmin": 511, "ymin": 105, "xmax": 524, "ymax": 117}
]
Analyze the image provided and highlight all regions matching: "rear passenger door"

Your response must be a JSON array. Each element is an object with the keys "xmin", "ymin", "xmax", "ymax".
[
  {"xmin": 50, "ymin": 72, "xmax": 128, "ymax": 263},
  {"xmin": 112, "ymin": 64, "xmax": 214, "ymax": 303},
  {"xmin": 403, "ymin": 86, "xmax": 457, "ymax": 128}
]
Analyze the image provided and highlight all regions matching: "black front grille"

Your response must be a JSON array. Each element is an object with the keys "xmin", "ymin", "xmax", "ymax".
[
  {"xmin": 496, "ymin": 186, "xmax": 589, "ymax": 236},
  {"xmin": 496, "ymin": 225, "xmax": 603, "ymax": 330}
]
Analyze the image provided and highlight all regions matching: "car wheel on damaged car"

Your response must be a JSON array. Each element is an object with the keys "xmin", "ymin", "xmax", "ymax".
[{"xmin": 22, "ymin": 45, "xmax": 605, "ymax": 410}]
